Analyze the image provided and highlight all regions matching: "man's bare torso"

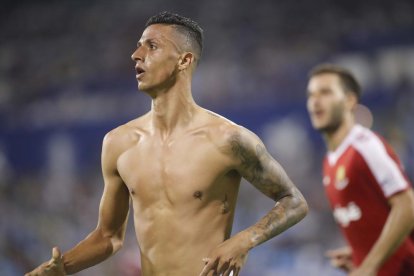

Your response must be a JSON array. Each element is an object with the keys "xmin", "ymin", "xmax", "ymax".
[{"xmin": 111, "ymin": 108, "xmax": 242, "ymax": 275}]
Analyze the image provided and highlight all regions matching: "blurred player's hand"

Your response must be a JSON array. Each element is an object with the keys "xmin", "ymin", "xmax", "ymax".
[
  {"xmin": 325, "ymin": 246, "xmax": 354, "ymax": 272},
  {"xmin": 25, "ymin": 247, "xmax": 66, "ymax": 276}
]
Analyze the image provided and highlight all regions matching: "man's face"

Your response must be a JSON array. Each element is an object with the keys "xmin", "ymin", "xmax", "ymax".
[
  {"xmin": 306, "ymin": 73, "xmax": 348, "ymax": 133},
  {"xmin": 131, "ymin": 24, "xmax": 183, "ymax": 92}
]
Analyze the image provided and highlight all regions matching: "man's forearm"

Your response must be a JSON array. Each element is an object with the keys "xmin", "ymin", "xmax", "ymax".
[
  {"xmin": 242, "ymin": 191, "xmax": 308, "ymax": 250},
  {"xmin": 63, "ymin": 228, "xmax": 122, "ymax": 274},
  {"xmin": 361, "ymin": 193, "xmax": 414, "ymax": 270}
]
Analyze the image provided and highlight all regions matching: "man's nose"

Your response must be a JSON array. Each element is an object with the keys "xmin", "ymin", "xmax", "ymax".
[
  {"xmin": 307, "ymin": 97, "xmax": 318, "ymax": 110},
  {"xmin": 131, "ymin": 48, "xmax": 144, "ymax": 62}
]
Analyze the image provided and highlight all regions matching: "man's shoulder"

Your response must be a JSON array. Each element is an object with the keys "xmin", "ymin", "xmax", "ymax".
[
  {"xmin": 348, "ymin": 125, "xmax": 402, "ymax": 175},
  {"xmin": 350, "ymin": 125, "xmax": 390, "ymax": 157},
  {"xmin": 202, "ymin": 109, "xmax": 252, "ymax": 140},
  {"xmin": 200, "ymin": 109, "xmax": 262, "ymax": 154},
  {"xmin": 103, "ymin": 113, "xmax": 150, "ymax": 151},
  {"xmin": 203, "ymin": 108, "xmax": 253, "ymax": 132},
  {"xmin": 203, "ymin": 109, "xmax": 235, "ymax": 126}
]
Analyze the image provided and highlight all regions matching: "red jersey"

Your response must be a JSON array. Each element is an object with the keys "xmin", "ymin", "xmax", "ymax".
[{"xmin": 323, "ymin": 124, "xmax": 414, "ymax": 276}]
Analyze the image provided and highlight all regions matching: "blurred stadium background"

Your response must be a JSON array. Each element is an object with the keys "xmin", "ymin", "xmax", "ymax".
[{"xmin": 1, "ymin": 0, "xmax": 413, "ymax": 275}]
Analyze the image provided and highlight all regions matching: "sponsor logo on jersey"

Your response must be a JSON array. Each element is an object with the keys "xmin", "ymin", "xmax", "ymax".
[
  {"xmin": 335, "ymin": 165, "xmax": 349, "ymax": 190},
  {"xmin": 333, "ymin": 202, "xmax": 361, "ymax": 227}
]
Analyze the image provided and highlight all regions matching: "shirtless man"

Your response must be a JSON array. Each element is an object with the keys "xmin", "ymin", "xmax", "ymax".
[{"xmin": 26, "ymin": 11, "xmax": 308, "ymax": 276}]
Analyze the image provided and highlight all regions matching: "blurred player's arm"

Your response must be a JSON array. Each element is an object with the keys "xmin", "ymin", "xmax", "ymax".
[
  {"xmin": 200, "ymin": 127, "xmax": 308, "ymax": 276},
  {"xmin": 351, "ymin": 188, "xmax": 414, "ymax": 276},
  {"xmin": 26, "ymin": 131, "xmax": 130, "ymax": 275}
]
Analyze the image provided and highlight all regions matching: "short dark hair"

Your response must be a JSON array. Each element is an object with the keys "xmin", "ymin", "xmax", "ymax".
[
  {"xmin": 309, "ymin": 64, "xmax": 361, "ymax": 101},
  {"xmin": 145, "ymin": 11, "xmax": 204, "ymax": 61}
]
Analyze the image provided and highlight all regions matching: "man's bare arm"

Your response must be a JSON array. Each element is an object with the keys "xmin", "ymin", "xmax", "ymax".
[
  {"xmin": 62, "ymin": 132, "xmax": 130, "ymax": 274},
  {"xmin": 200, "ymin": 127, "xmax": 308, "ymax": 276},
  {"xmin": 26, "ymin": 131, "xmax": 130, "ymax": 275},
  {"xmin": 350, "ymin": 189, "xmax": 414, "ymax": 276},
  {"xmin": 228, "ymin": 129, "xmax": 308, "ymax": 248}
]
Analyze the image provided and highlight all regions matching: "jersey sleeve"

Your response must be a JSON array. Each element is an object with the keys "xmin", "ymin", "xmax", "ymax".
[{"xmin": 353, "ymin": 133, "xmax": 409, "ymax": 198}]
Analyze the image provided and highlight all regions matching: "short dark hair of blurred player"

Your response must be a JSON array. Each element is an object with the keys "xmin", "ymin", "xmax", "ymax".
[{"xmin": 307, "ymin": 64, "xmax": 414, "ymax": 276}]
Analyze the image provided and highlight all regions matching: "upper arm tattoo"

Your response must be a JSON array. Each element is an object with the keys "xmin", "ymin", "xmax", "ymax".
[{"xmin": 229, "ymin": 132, "xmax": 293, "ymax": 200}]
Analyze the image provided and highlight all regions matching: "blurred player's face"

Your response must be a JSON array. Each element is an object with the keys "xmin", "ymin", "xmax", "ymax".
[
  {"xmin": 131, "ymin": 24, "xmax": 183, "ymax": 93},
  {"xmin": 307, "ymin": 73, "xmax": 348, "ymax": 133}
]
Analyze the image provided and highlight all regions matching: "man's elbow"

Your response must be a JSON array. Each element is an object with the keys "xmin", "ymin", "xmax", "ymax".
[
  {"xmin": 290, "ymin": 188, "xmax": 309, "ymax": 223},
  {"xmin": 110, "ymin": 236, "xmax": 124, "ymax": 253},
  {"xmin": 300, "ymin": 197, "xmax": 309, "ymax": 219},
  {"xmin": 106, "ymin": 230, "xmax": 125, "ymax": 253},
  {"xmin": 98, "ymin": 227, "xmax": 125, "ymax": 254},
  {"xmin": 281, "ymin": 190, "xmax": 309, "ymax": 223}
]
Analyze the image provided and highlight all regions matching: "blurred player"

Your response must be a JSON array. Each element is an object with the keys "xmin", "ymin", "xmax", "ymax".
[
  {"xmin": 26, "ymin": 11, "xmax": 308, "ymax": 276},
  {"xmin": 307, "ymin": 64, "xmax": 414, "ymax": 276}
]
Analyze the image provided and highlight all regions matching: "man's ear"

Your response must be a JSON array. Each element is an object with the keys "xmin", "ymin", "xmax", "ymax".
[
  {"xmin": 346, "ymin": 92, "xmax": 358, "ymax": 111},
  {"xmin": 178, "ymin": 52, "xmax": 195, "ymax": 71}
]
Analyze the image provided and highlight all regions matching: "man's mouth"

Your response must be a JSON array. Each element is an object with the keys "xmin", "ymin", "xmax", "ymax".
[
  {"xmin": 135, "ymin": 66, "xmax": 145, "ymax": 78},
  {"xmin": 313, "ymin": 110, "xmax": 324, "ymax": 118}
]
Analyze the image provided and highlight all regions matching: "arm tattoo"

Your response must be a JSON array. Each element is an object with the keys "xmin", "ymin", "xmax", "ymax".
[
  {"xmin": 252, "ymin": 188, "xmax": 305, "ymax": 244},
  {"xmin": 228, "ymin": 132, "xmax": 308, "ymax": 247},
  {"xmin": 229, "ymin": 133, "xmax": 290, "ymax": 200},
  {"xmin": 229, "ymin": 134, "xmax": 265, "ymax": 183}
]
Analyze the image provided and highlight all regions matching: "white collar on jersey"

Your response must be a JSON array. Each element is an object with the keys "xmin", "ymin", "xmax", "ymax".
[{"xmin": 327, "ymin": 124, "xmax": 364, "ymax": 166}]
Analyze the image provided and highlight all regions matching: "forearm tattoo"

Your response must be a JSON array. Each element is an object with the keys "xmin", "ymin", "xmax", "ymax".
[{"xmin": 251, "ymin": 188, "xmax": 305, "ymax": 244}]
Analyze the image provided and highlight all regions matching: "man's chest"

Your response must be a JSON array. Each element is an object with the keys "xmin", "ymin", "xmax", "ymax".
[{"xmin": 115, "ymin": 137, "xmax": 234, "ymax": 202}]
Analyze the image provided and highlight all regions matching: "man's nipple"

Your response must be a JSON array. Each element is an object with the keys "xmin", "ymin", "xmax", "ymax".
[{"xmin": 193, "ymin": 190, "xmax": 203, "ymax": 200}]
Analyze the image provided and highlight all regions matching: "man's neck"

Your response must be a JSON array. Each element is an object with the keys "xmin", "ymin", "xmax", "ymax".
[
  {"xmin": 150, "ymin": 84, "xmax": 198, "ymax": 138},
  {"xmin": 323, "ymin": 117, "xmax": 355, "ymax": 152}
]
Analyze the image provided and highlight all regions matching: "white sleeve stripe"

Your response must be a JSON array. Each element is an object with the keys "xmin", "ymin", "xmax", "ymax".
[{"xmin": 353, "ymin": 130, "xmax": 408, "ymax": 197}]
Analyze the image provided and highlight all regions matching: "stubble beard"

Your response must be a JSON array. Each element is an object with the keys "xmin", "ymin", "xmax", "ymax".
[
  {"xmin": 139, "ymin": 71, "xmax": 178, "ymax": 96},
  {"xmin": 315, "ymin": 104, "xmax": 345, "ymax": 136}
]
